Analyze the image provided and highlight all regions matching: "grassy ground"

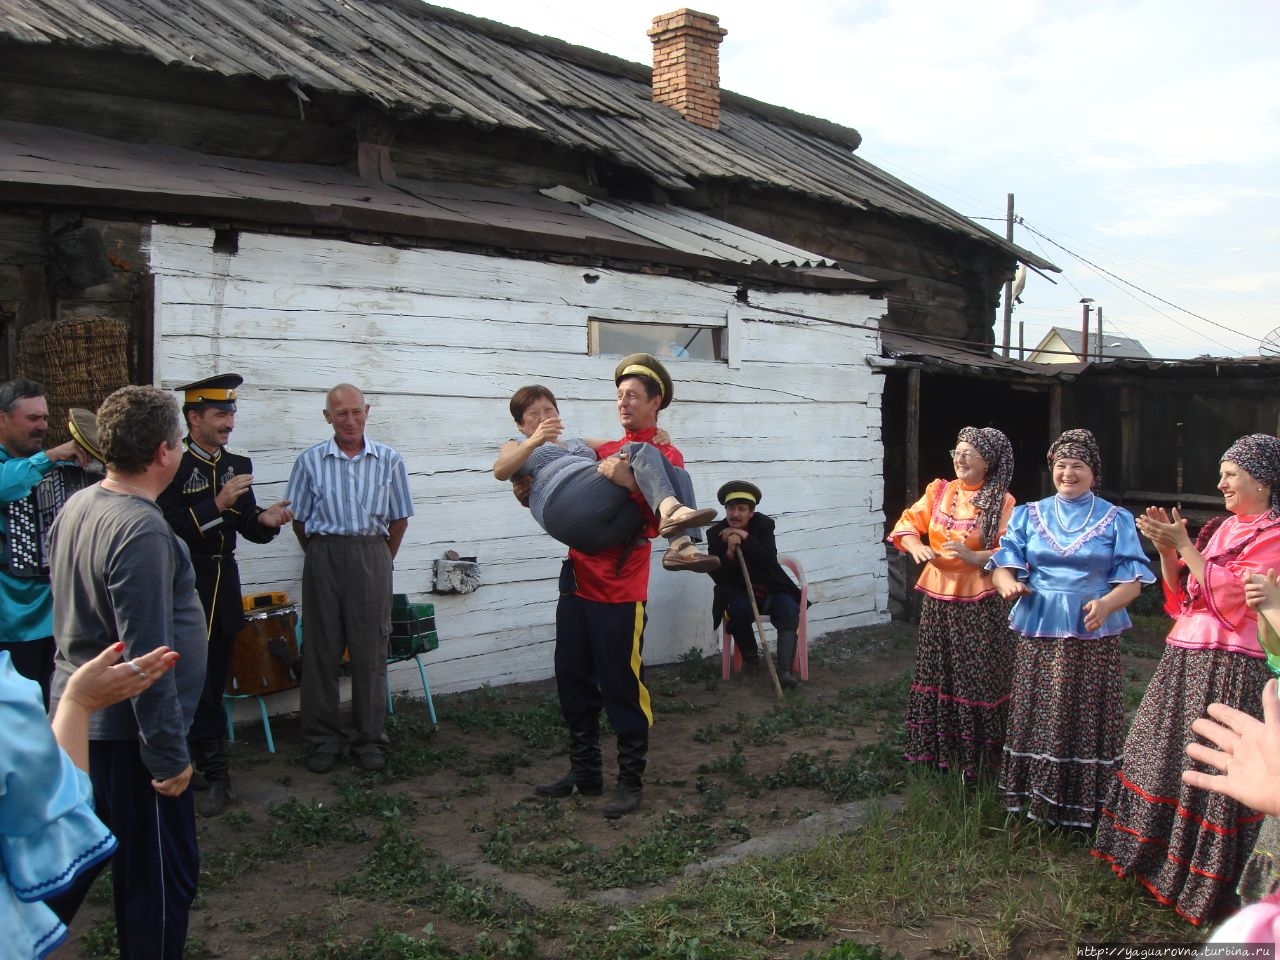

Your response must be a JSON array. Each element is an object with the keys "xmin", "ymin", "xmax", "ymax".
[{"xmin": 64, "ymin": 619, "xmax": 1196, "ymax": 960}]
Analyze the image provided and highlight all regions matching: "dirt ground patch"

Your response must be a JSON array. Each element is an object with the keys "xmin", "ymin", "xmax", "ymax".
[{"xmin": 58, "ymin": 621, "xmax": 1169, "ymax": 960}]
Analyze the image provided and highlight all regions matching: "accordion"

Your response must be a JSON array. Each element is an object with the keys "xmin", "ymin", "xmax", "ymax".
[{"xmin": 6, "ymin": 467, "xmax": 95, "ymax": 578}]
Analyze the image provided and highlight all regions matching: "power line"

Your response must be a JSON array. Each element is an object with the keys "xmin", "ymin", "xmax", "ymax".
[{"xmin": 1017, "ymin": 221, "xmax": 1255, "ymax": 349}]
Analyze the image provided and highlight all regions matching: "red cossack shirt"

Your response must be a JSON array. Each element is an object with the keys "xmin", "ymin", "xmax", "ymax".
[{"xmin": 567, "ymin": 426, "xmax": 685, "ymax": 603}]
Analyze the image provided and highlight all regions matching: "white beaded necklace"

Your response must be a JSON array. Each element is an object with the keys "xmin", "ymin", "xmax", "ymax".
[{"xmin": 1053, "ymin": 492, "xmax": 1096, "ymax": 534}]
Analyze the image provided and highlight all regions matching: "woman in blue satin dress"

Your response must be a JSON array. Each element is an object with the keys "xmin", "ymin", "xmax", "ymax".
[
  {"xmin": 990, "ymin": 429, "xmax": 1155, "ymax": 827},
  {"xmin": 2, "ymin": 642, "xmax": 176, "ymax": 958}
]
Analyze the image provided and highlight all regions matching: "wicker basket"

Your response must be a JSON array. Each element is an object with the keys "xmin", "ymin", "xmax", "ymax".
[{"xmin": 17, "ymin": 317, "xmax": 130, "ymax": 447}]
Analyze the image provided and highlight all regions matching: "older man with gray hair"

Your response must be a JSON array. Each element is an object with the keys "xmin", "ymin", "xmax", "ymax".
[{"xmin": 287, "ymin": 383, "xmax": 413, "ymax": 774}]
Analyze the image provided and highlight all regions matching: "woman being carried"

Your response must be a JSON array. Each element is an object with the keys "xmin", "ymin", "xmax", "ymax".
[{"xmin": 494, "ymin": 385, "xmax": 718, "ymax": 572}]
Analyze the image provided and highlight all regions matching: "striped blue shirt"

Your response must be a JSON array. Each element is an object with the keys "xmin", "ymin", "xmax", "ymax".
[{"xmin": 286, "ymin": 436, "xmax": 414, "ymax": 537}]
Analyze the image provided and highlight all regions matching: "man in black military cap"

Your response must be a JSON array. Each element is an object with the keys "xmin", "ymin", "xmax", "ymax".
[
  {"xmin": 158, "ymin": 373, "xmax": 293, "ymax": 816},
  {"xmin": 707, "ymin": 481, "xmax": 803, "ymax": 689}
]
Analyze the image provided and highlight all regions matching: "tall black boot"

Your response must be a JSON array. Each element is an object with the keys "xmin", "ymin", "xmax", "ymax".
[
  {"xmin": 195, "ymin": 738, "xmax": 232, "ymax": 817},
  {"xmin": 603, "ymin": 728, "xmax": 648, "ymax": 819},
  {"xmin": 536, "ymin": 716, "xmax": 603, "ymax": 797},
  {"xmin": 775, "ymin": 629, "xmax": 799, "ymax": 690}
]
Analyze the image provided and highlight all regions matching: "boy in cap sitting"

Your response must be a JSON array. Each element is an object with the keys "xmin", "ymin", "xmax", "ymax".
[{"xmin": 707, "ymin": 481, "xmax": 804, "ymax": 688}]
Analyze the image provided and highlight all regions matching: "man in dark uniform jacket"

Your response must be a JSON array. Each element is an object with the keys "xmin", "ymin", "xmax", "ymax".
[
  {"xmin": 707, "ymin": 481, "xmax": 803, "ymax": 689},
  {"xmin": 158, "ymin": 374, "xmax": 293, "ymax": 815}
]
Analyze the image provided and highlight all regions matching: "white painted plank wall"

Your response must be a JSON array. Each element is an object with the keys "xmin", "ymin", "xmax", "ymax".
[{"xmin": 146, "ymin": 226, "xmax": 889, "ymax": 703}]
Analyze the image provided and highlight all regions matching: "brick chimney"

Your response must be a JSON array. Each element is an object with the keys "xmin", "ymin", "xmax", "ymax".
[{"xmin": 648, "ymin": 9, "xmax": 727, "ymax": 130}]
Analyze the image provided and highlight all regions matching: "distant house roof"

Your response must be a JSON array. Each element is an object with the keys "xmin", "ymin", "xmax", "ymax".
[
  {"xmin": 1027, "ymin": 326, "xmax": 1153, "ymax": 364},
  {"xmin": 0, "ymin": 0, "xmax": 1057, "ymax": 273}
]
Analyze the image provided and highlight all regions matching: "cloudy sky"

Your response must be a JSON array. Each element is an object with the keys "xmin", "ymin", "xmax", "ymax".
[{"xmin": 435, "ymin": 0, "xmax": 1280, "ymax": 360}]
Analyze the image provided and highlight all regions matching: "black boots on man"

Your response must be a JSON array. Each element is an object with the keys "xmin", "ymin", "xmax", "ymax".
[
  {"xmin": 603, "ymin": 728, "xmax": 648, "ymax": 819},
  {"xmin": 535, "ymin": 717, "xmax": 603, "ymax": 798},
  {"xmin": 775, "ymin": 628, "xmax": 799, "ymax": 690},
  {"xmin": 191, "ymin": 738, "xmax": 232, "ymax": 816}
]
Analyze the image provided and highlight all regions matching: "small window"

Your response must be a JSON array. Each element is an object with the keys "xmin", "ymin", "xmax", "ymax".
[{"xmin": 588, "ymin": 319, "xmax": 725, "ymax": 361}]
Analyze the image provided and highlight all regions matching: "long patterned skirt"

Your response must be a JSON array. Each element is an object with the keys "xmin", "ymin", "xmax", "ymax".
[
  {"xmin": 904, "ymin": 594, "xmax": 1015, "ymax": 780},
  {"xmin": 1092, "ymin": 646, "xmax": 1270, "ymax": 926},
  {"xmin": 1000, "ymin": 635, "xmax": 1123, "ymax": 827}
]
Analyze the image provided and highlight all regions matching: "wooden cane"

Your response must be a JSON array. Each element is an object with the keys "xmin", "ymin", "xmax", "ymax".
[{"xmin": 736, "ymin": 549, "xmax": 785, "ymax": 700}]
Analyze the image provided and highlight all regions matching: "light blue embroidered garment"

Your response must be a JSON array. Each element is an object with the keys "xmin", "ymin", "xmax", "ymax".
[
  {"xmin": 0, "ymin": 652, "xmax": 116, "ymax": 958},
  {"xmin": 989, "ymin": 493, "xmax": 1155, "ymax": 639}
]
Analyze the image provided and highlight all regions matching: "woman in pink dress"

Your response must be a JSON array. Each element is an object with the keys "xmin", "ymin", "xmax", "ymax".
[{"xmin": 1093, "ymin": 433, "xmax": 1280, "ymax": 926}]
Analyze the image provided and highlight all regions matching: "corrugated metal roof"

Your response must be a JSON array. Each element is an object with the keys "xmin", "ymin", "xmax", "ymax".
[
  {"xmin": 540, "ymin": 186, "xmax": 843, "ymax": 269},
  {"xmin": 0, "ymin": 0, "xmax": 1057, "ymax": 271},
  {"xmin": 0, "ymin": 119, "xmax": 881, "ymax": 291}
]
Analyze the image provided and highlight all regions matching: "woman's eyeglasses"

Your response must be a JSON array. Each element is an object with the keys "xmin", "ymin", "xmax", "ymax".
[{"xmin": 949, "ymin": 449, "xmax": 979, "ymax": 461}]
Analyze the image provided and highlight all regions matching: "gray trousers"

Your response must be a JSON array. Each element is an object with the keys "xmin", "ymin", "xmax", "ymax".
[
  {"xmin": 542, "ymin": 441, "xmax": 701, "ymax": 555},
  {"xmin": 300, "ymin": 535, "xmax": 392, "ymax": 755}
]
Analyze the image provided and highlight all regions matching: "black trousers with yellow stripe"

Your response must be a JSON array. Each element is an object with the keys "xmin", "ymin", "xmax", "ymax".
[{"xmin": 554, "ymin": 594, "xmax": 653, "ymax": 735}]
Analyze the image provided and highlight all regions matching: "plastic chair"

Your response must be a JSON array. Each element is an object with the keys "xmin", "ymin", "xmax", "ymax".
[
  {"xmin": 721, "ymin": 554, "xmax": 808, "ymax": 681},
  {"xmin": 386, "ymin": 651, "xmax": 438, "ymax": 725}
]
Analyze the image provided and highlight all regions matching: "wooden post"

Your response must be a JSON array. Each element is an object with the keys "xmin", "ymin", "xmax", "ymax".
[
  {"xmin": 905, "ymin": 367, "xmax": 921, "ymax": 505},
  {"xmin": 1080, "ymin": 301, "xmax": 1092, "ymax": 362},
  {"xmin": 1120, "ymin": 384, "xmax": 1138, "ymax": 491},
  {"xmin": 1048, "ymin": 383, "xmax": 1063, "ymax": 497},
  {"xmin": 1001, "ymin": 193, "xmax": 1014, "ymax": 357}
]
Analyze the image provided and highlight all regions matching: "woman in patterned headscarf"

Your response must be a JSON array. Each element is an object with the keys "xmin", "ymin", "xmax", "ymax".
[
  {"xmin": 990, "ymin": 428, "xmax": 1155, "ymax": 827},
  {"xmin": 1093, "ymin": 434, "xmax": 1280, "ymax": 927},
  {"xmin": 888, "ymin": 426, "xmax": 1017, "ymax": 780}
]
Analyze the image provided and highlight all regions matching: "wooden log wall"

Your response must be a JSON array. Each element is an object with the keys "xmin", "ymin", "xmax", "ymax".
[
  {"xmin": 145, "ymin": 225, "xmax": 889, "ymax": 700},
  {"xmin": 718, "ymin": 194, "xmax": 1010, "ymax": 348}
]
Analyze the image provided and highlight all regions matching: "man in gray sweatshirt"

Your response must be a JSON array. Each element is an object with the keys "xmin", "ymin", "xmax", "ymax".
[{"xmin": 47, "ymin": 385, "xmax": 206, "ymax": 960}]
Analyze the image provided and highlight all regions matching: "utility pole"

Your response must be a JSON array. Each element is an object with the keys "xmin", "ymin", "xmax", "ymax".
[
  {"xmin": 1095, "ymin": 306, "xmax": 1104, "ymax": 362},
  {"xmin": 1001, "ymin": 193, "xmax": 1014, "ymax": 357},
  {"xmin": 1079, "ymin": 298, "xmax": 1094, "ymax": 362}
]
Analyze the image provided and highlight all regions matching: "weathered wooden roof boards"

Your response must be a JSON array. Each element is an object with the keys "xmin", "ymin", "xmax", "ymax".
[
  {"xmin": 0, "ymin": 119, "xmax": 877, "ymax": 292},
  {"xmin": 0, "ymin": 0, "xmax": 1053, "ymax": 272}
]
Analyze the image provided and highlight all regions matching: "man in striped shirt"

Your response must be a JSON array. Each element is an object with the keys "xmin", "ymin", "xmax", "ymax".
[{"xmin": 286, "ymin": 383, "xmax": 413, "ymax": 774}]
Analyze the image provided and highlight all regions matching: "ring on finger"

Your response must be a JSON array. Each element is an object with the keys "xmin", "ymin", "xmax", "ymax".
[{"xmin": 126, "ymin": 660, "xmax": 146, "ymax": 679}]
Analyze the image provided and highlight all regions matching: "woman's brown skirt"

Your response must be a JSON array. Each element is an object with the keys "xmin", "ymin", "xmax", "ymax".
[
  {"xmin": 904, "ymin": 593, "xmax": 1015, "ymax": 780},
  {"xmin": 1000, "ymin": 634, "xmax": 1124, "ymax": 827},
  {"xmin": 1092, "ymin": 646, "xmax": 1270, "ymax": 926}
]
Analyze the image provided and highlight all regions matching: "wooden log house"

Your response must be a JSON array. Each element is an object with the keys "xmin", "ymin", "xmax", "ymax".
[{"xmin": 0, "ymin": 1, "xmax": 1050, "ymax": 696}]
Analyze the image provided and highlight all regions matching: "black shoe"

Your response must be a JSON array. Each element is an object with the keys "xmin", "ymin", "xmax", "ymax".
[
  {"xmin": 356, "ymin": 750, "xmax": 387, "ymax": 772},
  {"xmin": 779, "ymin": 670, "xmax": 799, "ymax": 690},
  {"xmin": 535, "ymin": 773, "xmax": 603, "ymax": 798},
  {"xmin": 603, "ymin": 782, "xmax": 643, "ymax": 819},
  {"xmin": 306, "ymin": 749, "xmax": 341, "ymax": 774},
  {"xmin": 196, "ymin": 780, "xmax": 230, "ymax": 817}
]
